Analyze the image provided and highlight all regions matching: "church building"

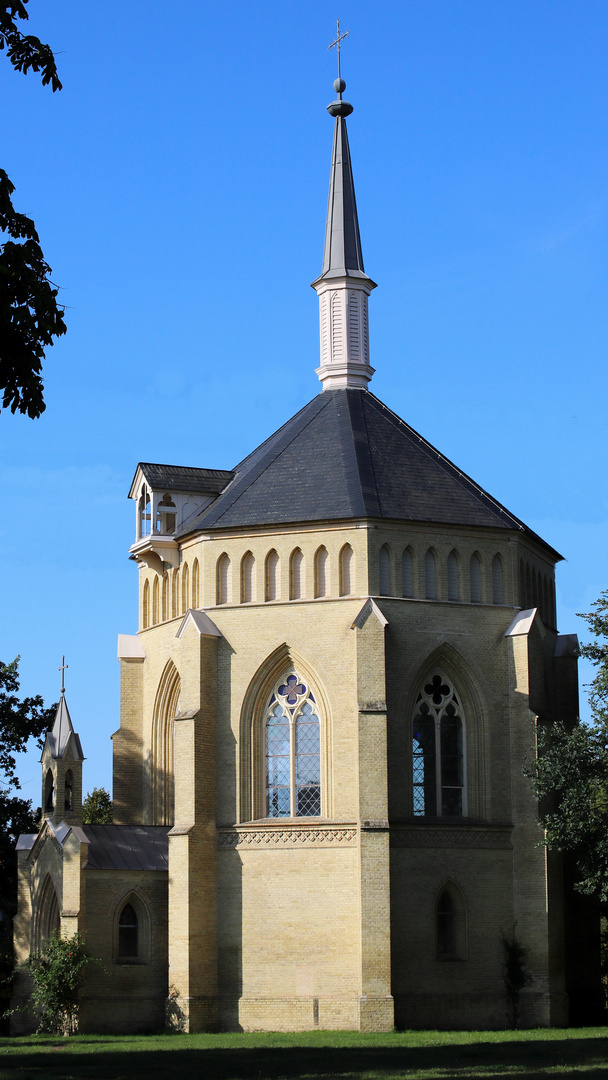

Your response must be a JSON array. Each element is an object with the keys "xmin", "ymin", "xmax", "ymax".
[{"xmin": 13, "ymin": 74, "xmax": 590, "ymax": 1033}]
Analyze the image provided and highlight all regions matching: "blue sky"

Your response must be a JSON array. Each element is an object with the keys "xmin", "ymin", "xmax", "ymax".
[{"xmin": 2, "ymin": 1, "xmax": 607, "ymax": 801}]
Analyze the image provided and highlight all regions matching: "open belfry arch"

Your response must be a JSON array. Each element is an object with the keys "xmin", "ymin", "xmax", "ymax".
[{"xmin": 14, "ymin": 37, "xmax": 598, "ymax": 1034}]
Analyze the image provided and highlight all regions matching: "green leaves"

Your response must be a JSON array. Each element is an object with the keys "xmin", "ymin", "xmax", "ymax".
[
  {"xmin": 82, "ymin": 788, "xmax": 113, "ymax": 825},
  {"xmin": 25, "ymin": 932, "xmax": 99, "ymax": 1035},
  {"xmin": 526, "ymin": 589, "xmax": 608, "ymax": 901}
]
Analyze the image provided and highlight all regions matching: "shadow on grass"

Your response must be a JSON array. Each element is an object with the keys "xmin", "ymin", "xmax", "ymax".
[{"xmin": 2, "ymin": 1037, "xmax": 608, "ymax": 1080}]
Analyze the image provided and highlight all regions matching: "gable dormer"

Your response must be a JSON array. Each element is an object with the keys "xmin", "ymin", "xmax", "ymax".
[{"xmin": 128, "ymin": 463, "xmax": 233, "ymax": 574}]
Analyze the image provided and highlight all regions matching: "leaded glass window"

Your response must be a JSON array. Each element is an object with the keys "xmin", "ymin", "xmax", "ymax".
[
  {"xmin": 266, "ymin": 674, "xmax": 321, "ymax": 818},
  {"xmin": 412, "ymin": 674, "xmax": 465, "ymax": 817}
]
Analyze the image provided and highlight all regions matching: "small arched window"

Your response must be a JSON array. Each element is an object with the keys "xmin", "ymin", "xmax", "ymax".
[
  {"xmin": 525, "ymin": 563, "xmax": 531, "ymax": 608},
  {"xmin": 266, "ymin": 550, "xmax": 280, "ymax": 601},
  {"xmin": 192, "ymin": 559, "xmax": 200, "ymax": 608},
  {"xmin": 379, "ymin": 545, "xmax": 390, "ymax": 596},
  {"xmin": 181, "ymin": 563, "xmax": 189, "ymax": 613},
  {"xmin": 64, "ymin": 769, "xmax": 73, "ymax": 812},
  {"xmin": 470, "ymin": 554, "xmax": 481, "ymax": 604},
  {"xmin": 171, "ymin": 569, "xmax": 179, "ymax": 618},
  {"xmin": 118, "ymin": 903, "xmax": 138, "ymax": 959},
  {"xmin": 266, "ymin": 674, "xmax": 321, "ymax": 818},
  {"xmin": 157, "ymin": 493, "xmax": 176, "ymax": 535},
  {"xmin": 425, "ymin": 550, "xmax": 436, "ymax": 600},
  {"xmin": 217, "ymin": 554, "xmax": 231, "ymax": 605},
  {"xmin": 402, "ymin": 548, "xmax": 413, "ymax": 598},
  {"xmin": 492, "ymin": 555, "xmax": 503, "ymax": 605},
  {"xmin": 142, "ymin": 579, "xmax": 150, "ymax": 629},
  {"xmin": 152, "ymin": 576, "xmax": 159, "ymax": 625},
  {"xmin": 412, "ymin": 674, "xmax": 465, "ymax": 817},
  {"xmin": 290, "ymin": 548, "xmax": 303, "ymax": 600},
  {"xmin": 519, "ymin": 558, "xmax": 525, "ymax": 608},
  {"xmin": 241, "ymin": 552, "xmax": 255, "ymax": 603},
  {"xmin": 339, "ymin": 544, "xmax": 353, "ymax": 596},
  {"xmin": 447, "ymin": 551, "xmax": 458, "ymax": 602},
  {"xmin": 542, "ymin": 574, "xmax": 549, "ymax": 624},
  {"xmin": 314, "ymin": 547, "xmax": 328, "ymax": 598},
  {"xmin": 44, "ymin": 768, "xmax": 54, "ymax": 812},
  {"xmin": 161, "ymin": 571, "xmax": 169, "ymax": 620}
]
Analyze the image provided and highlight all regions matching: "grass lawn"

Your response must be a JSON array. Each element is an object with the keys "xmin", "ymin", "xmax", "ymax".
[{"xmin": 1, "ymin": 1027, "xmax": 608, "ymax": 1080}]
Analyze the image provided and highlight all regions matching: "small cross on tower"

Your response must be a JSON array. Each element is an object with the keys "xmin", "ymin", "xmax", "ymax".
[
  {"xmin": 328, "ymin": 18, "xmax": 349, "ymax": 82},
  {"xmin": 58, "ymin": 655, "xmax": 68, "ymax": 694}
]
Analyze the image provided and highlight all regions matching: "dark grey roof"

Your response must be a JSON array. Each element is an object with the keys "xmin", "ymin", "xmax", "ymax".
[
  {"xmin": 83, "ymin": 825, "xmax": 170, "ymax": 871},
  {"xmin": 318, "ymin": 114, "xmax": 369, "ymax": 282},
  {"xmin": 179, "ymin": 387, "xmax": 561, "ymax": 559},
  {"xmin": 132, "ymin": 463, "xmax": 234, "ymax": 496}
]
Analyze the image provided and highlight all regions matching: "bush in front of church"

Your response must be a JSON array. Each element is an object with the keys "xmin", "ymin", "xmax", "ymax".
[{"xmin": 25, "ymin": 932, "xmax": 99, "ymax": 1035}]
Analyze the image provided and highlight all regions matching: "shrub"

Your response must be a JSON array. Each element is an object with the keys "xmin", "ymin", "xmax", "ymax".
[{"xmin": 25, "ymin": 932, "xmax": 98, "ymax": 1035}]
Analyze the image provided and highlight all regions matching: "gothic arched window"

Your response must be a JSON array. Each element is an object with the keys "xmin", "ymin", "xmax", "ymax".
[
  {"xmin": 290, "ymin": 548, "xmax": 303, "ymax": 600},
  {"xmin": 379, "ymin": 545, "xmax": 390, "ymax": 596},
  {"xmin": 435, "ymin": 882, "xmax": 467, "ymax": 961},
  {"xmin": 412, "ymin": 674, "xmax": 465, "ymax": 818},
  {"xmin": 192, "ymin": 559, "xmax": 200, "ymax": 608},
  {"xmin": 64, "ymin": 769, "xmax": 73, "ymax": 812},
  {"xmin": 339, "ymin": 544, "xmax": 353, "ymax": 596},
  {"xmin": 44, "ymin": 768, "xmax": 54, "ymax": 812},
  {"xmin": 447, "ymin": 551, "xmax": 459, "ymax": 601},
  {"xmin": 314, "ymin": 547, "xmax": 328, "ymax": 598},
  {"xmin": 266, "ymin": 550, "xmax": 280, "ymax": 601},
  {"xmin": 181, "ymin": 562, "xmax": 189, "ymax": 613},
  {"xmin": 402, "ymin": 548, "xmax": 414, "ymax": 598},
  {"xmin": 492, "ymin": 555, "xmax": 503, "ymax": 605},
  {"xmin": 152, "ymin": 576, "xmax": 159, "ymax": 625},
  {"xmin": 217, "ymin": 553, "xmax": 231, "ymax": 605},
  {"xmin": 470, "ymin": 553, "xmax": 481, "ymax": 604},
  {"xmin": 241, "ymin": 552, "xmax": 255, "ymax": 603},
  {"xmin": 118, "ymin": 903, "xmax": 138, "ymax": 959},
  {"xmin": 425, "ymin": 550, "xmax": 436, "ymax": 600},
  {"xmin": 142, "ymin": 579, "xmax": 150, "ymax": 629},
  {"xmin": 265, "ymin": 674, "xmax": 321, "ymax": 818}
]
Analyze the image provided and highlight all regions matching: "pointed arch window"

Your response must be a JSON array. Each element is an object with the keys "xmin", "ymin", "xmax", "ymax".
[
  {"xmin": 217, "ymin": 554, "xmax": 231, "ymax": 605},
  {"xmin": 379, "ymin": 545, "xmax": 390, "ymax": 596},
  {"xmin": 314, "ymin": 547, "xmax": 328, "ymax": 598},
  {"xmin": 492, "ymin": 555, "xmax": 503, "ymax": 605},
  {"xmin": 402, "ymin": 548, "xmax": 413, "ymax": 598},
  {"xmin": 142, "ymin": 579, "xmax": 150, "ymax": 629},
  {"xmin": 339, "ymin": 544, "xmax": 353, "ymax": 596},
  {"xmin": 171, "ymin": 569, "xmax": 180, "ymax": 618},
  {"xmin": 412, "ymin": 674, "xmax": 465, "ymax": 818},
  {"xmin": 469, "ymin": 554, "xmax": 481, "ymax": 604},
  {"xmin": 266, "ymin": 674, "xmax": 321, "ymax": 818},
  {"xmin": 152, "ymin": 662, "xmax": 181, "ymax": 825},
  {"xmin": 192, "ymin": 558, "xmax": 200, "ymax": 608},
  {"xmin": 447, "ymin": 551, "xmax": 459, "ymax": 602},
  {"xmin": 290, "ymin": 548, "xmax": 303, "ymax": 600},
  {"xmin": 425, "ymin": 550, "xmax": 436, "ymax": 600},
  {"xmin": 161, "ymin": 571, "xmax": 169, "ymax": 620},
  {"xmin": 44, "ymin": 768, "xmax": 54, "ymax": 812},
  {"xmin": 241, "ymin": 552, "xmax": 255, "ymax": 603},
  {"xmin": 152, "ymin": 577, "xmax": 159, "ymax": 625},
  {"xmin": 266, "ymin": 550, "xmax": 280, "ymax": 601},
  {"xmin": 118, "ymin": 903, "xmax": 138, "ymax": 958},
  {"xmin": 181, "ymin": 563, "xmax": 189, "ymax": 613},
  {"xmin": 64, "ymin": 769, "xmax": 73, "ymax": 812}
]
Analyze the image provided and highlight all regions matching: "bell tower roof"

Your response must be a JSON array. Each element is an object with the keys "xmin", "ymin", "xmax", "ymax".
[{"xmin": 46, "ymin": 692, "xmax": 84, "ymax": 760}]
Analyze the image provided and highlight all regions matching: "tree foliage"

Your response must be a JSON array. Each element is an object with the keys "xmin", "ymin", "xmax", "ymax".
[
  {"xmin": 24, "ymin": 932, "xmax": 97, "ymax": 1034},
  {"xmin": 0, "ymin": 657, "xmax": 55, "ymax": 922},
  {"xmin": 82, "ymin": 787, "xmax": 113, "ymax": 825},
  {"xmin": 0, "ymin": 1, "xmax": 66, "ymax": 418},
  {"xmin": 526, "ymin": 590, "xmax": 608, "ymax": 900}
]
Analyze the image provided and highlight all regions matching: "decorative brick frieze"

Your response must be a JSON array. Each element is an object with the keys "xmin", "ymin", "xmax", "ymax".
[
  {"xmin": 390, "ymin": 824, "xmax": 513, "ymax": 849},
  {"xmin": 218, "ymin": 824, "xmax": 357, "ymax": 849}
]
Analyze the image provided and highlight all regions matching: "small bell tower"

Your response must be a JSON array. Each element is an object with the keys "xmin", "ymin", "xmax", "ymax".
[{"xmin": 40, "ymin": 658, "xmax": 84, "ymax": 828}]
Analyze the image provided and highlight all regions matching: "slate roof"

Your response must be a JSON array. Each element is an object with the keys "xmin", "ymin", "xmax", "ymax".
[
  {"xmin": 178, "ymin": 387, "xmax": 560, "ymax": 558},
  {"xmin": 83, "ymin": 824, "xmax": 170, "ymax": 871},
  {"xmin": 132, "ymin": 463, "xmax": 234, "ymax": 496},
  {"xmin": 317, "ymin": 114, "xmax": 371, "ymax": 283}
]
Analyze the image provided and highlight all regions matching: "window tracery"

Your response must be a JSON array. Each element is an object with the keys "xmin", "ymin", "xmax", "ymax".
[
  {"xmin": 412, "ymin": 674, "xmax": 465, "ymax": 817},
  {"xmin": 265, "ymin": 674, "xmax": 321, "ymax": 818}
]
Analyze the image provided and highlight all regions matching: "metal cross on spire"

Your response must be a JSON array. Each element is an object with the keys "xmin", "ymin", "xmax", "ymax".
[
  {"xmin": 328, "ymin": 18, "xmax": 349, "ymax": 82},
  {"xmin": 58, "ymin": 655, "xmax": 68, "ymax": 694}
]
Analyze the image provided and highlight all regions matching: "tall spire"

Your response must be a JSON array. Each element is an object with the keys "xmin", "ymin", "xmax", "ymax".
[{"xmin": 311, "ymin": 77, "xmax": 377, "ymax": 391}]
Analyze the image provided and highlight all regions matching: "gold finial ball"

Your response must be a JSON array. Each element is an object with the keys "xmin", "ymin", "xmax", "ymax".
[{"xmin": 333, "ymin": 77, "xmax": 346, "ymax": 93}]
